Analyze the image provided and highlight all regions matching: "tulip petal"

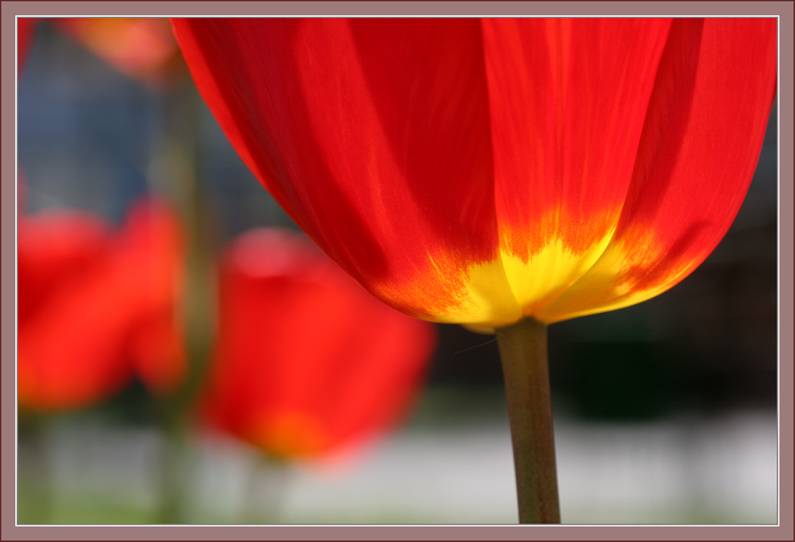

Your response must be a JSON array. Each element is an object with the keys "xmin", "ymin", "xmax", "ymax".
[
  {"xmin": 17, "ymin": 18, "xmax": 38, "ymax": 71},
  {"xmin": 120, "ymin": 200, "xmax": 187, "ymax": 394},
  {"xmin": 172, "ymin": 18, "xmax": 520, "ymax": 326},
  {"xmin": 18, "ymin": 213, "xmax": 133, "ymax": 410},
  {"xmin": 482, "ymin": 18, "xmax": 672, "ymax": 322},
  {"xmin": 17, "ymin": 200, "xmax": 185, "ymax": 410},
  {"xmin": 175, "ymin": 18, "xmax": 775, "ymax": 329},
  {"xmin": 538, "ymin": 18, "xmax": 777, "ymax": 323},
  {"xmin": 17, "ymin": 212, "xmax": 109, "ymax": 323},
  {"xmin": 201, "ymin": 229, "xmax": 435, "ymax": 459}
]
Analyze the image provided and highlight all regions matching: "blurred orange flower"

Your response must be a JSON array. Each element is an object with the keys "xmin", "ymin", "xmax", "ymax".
[
  {"xmin": 17, "ymin": 199, "xmax": 186, "ymax": 411},
  {"xmin": 55, "ymin": 18, "xmax": 184, "ymax": 87},
  {"xmin": 199, "ymin": 228, "xmax": 436, "ymax": 460}
]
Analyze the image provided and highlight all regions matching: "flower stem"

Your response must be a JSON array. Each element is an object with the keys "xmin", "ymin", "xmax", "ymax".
[
  {"xmin": 495, "ymin": 316, "xmax": 561, "ymax": 524},
  {"xmin": 243, "ymin": 454, "xmax": 291, "ymax": 524},
  {"xmin": 149, "ymin": 79, "xmax": 217, "ymax": 524},
  {"xmin": 155, "ymin": 409, "xmax": 187, "ymax": 524},
  {"xmin": 17, "ymin": 414, "xmax": 52, "ymax": 524}
]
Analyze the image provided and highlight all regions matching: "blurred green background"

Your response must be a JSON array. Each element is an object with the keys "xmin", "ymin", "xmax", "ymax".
[{"xmin": 17, "ymin": 20, "xmax": 778, "ymax": 525}]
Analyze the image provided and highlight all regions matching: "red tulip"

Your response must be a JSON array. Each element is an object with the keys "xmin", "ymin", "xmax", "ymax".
[
  {"xmin": 200, "ymin": 228, "xmax": 436, "ymax": 460},
  {"xmin": 172, "ymin": 18, "xmax": 776, "ymax": 330},
  {"xmin": 54, "ymin": 18, "xmax": 184, "ymax": 87},
  {"xmin": 17, "ymin": 199, "xmax": 186, "ymax": 411}
]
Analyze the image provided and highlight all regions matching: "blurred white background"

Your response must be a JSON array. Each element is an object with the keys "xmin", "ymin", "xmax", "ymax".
[{"xmin": 27, "ymin": 390, "xmax": 778, "ymax": 525}]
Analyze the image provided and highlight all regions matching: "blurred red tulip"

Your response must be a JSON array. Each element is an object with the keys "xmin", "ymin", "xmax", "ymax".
[
  {"xmin": 200, "ymin": 228, "xmax": 436, "ymax": 460},
  {"xmin": 17, "ymin": 17, "xmax": 38, "ymax": 70},
  {"xmin": 55, "ymin": 18, "xmax": 184, "ymax": 87},
  {"xmin": 17, "ymin": 199, "xmax": 186, "ymax": 411},
  {"xmin": 172, "ymin": 18, "xmax": 776, "ymax": 330}
]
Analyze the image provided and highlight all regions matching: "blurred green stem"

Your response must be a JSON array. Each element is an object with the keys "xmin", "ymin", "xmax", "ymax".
[
  {"xmin": 150, "ymin": 79, "xmax": 218, "ymax": 524},
  {"xmin": 243, "ymin": 455, "xmax": 291, "ymax": 524},
  {"xmin": 155, "ymin": 410, "xmax": 188, "ymax": 524},
  {"xmin": 495, "ymin": 317, "xmax": 561, "ymax": 524},
  {"xmin": 17, "ymin": 414, "xmax": 52, "ymax": 524}
]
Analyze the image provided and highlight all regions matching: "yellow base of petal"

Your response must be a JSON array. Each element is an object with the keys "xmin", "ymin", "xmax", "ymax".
[
  {"xmin": 370, "ymin": 227, "xmax": 617, "ymax": 329},
  {"xmin": 501, "ymin": 232, "xmax": 615, "ymax": 322},
  {"xmin": 536, "ymin": 233, "xmax": 702, "ymax": 323},
  {"xmin": 368, "ymin": 220, "xmax": 700, "ymax": 330}
]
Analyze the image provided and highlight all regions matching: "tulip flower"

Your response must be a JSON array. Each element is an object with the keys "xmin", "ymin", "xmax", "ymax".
[
  {"xmin": 171, "ymin": 18, "xmax": 776, "ymax": 523},
  {"xmin": 200, "ymin": 228, "xmax": 436, "ymax": 461},
  {"xmin": 171, "ymin": 18, "xmax": 775, "ymax": 330},
  {"xmin": 18, "ymin": 199, "xmax": 186, "ymax": 412},
  {"xmin": 54, "ymin": 18, "xmax": 184, "ymax": 87}
]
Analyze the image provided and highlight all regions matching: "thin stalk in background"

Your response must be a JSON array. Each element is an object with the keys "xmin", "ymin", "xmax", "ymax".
[
  {"xmin": 148, "ymin": 78, "xmax": 218, "ymax": 524},
  {"xmin": 17, "ymin": 413, "xmax": 53, "ymax": 524},
  {"xmin": 243, "ymin": 455, "xmax": 292, "ymax": 524}
]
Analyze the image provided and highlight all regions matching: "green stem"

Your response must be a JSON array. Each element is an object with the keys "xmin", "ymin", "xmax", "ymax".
[
  {"xmin": 243, "ymin": 454, "xmax": 291, "ymax": 524},
  {"xmin": 155, "ymin": 409, "xmax": 187, "ymax": 524},
  {"xmin": 17, "ymin": 414, "xmax": 52, "ymax": 524},
  {"xmin": 495, "ymin": 317, "xmax": 561, "ymax": 524},
  {"xmin": 149, "ymin": 80, "xmax": 217, "ymax": 524}
]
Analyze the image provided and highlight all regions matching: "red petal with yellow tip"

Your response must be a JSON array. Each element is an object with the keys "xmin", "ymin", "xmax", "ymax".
[
  {"xmin": 539, "ymin": 18, "xmax": 777, "ymax": 323},
  {"xmin": 482, "ymin": 18, "xmax": 673, "ymax": 318},
  {"xmin": 172, "ymin": 19, "xmax": 514, "ymax": 325},
  {"xmin": 173, "ymin": 18, "xmax": 777, "ymax": 328}
]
